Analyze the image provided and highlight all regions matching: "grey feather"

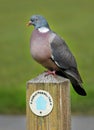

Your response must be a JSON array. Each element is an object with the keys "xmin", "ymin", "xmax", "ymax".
[
  {"xmin": 50, "ymin": 34, "xmax": 82, "ymax": 81},
  {"xmin": 51, "ymin": 35, "xmax": 77, "ymax": 70}
]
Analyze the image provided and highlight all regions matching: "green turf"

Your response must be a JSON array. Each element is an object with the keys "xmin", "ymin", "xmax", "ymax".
[{"xmin": 0, "ymin": 0, "xmax": 94, "ymax": 114}]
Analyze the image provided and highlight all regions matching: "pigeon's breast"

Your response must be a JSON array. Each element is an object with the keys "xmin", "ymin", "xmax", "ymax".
[
  {"xmin": 30, "ymin": 30, "xmax": 58, "ymax": 70},
  {"xmin": 30, "ymin": 30, "xmax": 51, "ymax": 62}
]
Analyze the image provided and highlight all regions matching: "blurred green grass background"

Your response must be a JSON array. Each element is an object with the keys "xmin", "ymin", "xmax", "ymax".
[{"xmin": 0, "ymin": 0, "xmax": 94, "ymax": 114}]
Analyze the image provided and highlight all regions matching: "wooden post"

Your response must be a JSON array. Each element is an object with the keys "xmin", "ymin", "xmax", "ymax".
[{"xmin": 26, "ymin": 72, "xmax": 71, "ymax": 130}]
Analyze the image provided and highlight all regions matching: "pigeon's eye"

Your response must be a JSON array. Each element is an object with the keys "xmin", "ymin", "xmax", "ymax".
[{"xmin": 35, "ymin": 18, "xmax": 38, "ymax": 21}]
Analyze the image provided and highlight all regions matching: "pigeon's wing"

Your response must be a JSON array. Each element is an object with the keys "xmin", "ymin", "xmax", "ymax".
[
  {"xmin": 50, "ymin": 34, "xmax": 77, "ymax": 69},
  {"xmin": 50, "ymin": 34, "xmax": 82, "ymax": 82}
]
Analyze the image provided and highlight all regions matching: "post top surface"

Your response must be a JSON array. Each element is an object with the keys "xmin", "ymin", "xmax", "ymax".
[{"xmin": 27, "ymin": 72, "xmax": 70, "ymax": 84}]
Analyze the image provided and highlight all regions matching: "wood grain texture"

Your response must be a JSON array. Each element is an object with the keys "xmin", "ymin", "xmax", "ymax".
[{"xmin": 26, "ymin": 72, "xmax": 71, "ymax": 130}]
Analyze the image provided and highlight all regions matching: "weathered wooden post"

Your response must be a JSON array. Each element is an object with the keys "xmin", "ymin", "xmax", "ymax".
[{"xmin": 26, "ymin": 72, "xmax": 71, "ymax": 130}]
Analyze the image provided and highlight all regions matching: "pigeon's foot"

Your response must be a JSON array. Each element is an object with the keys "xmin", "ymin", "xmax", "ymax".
[{"xmin": 44, "ymin": 70, "xmax": 56, "ymax": 76}]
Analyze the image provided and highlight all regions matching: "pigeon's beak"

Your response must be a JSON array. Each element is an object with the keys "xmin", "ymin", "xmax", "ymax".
[{"xmin": 26, "ymin": 21, "xmax": 32, "ymax": 26}]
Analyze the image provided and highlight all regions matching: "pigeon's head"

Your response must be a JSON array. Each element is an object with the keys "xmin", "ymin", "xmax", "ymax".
[{"xmin": 27, "ymin": 15, "xmax": 50, "ymax": 29}]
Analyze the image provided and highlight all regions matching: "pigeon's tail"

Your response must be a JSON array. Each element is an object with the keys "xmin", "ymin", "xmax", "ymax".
[
  {"xmin": 68, "ymin": 74, "xmax": 87, "ymax": 96},
  {"xmin": 56, "ymin": 70, "xmax": 87, "ymax": 96},
  {"xmin": 67, "ymin": 70, "xmax": 86, "ymax": 96},
  {"xmin": 72, "ymin": 82, "xmax": 86, "ymax": 96}
]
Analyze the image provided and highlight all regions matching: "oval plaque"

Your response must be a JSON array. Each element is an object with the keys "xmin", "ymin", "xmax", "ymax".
[{"xmin": 29, "ymin": 90, "xmax": 53, "ymax": 116}]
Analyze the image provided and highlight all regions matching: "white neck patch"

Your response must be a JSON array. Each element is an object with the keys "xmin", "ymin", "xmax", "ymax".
[{"xmin": 38, "ymin": 27, "xmax": 50, "ymax": 33}]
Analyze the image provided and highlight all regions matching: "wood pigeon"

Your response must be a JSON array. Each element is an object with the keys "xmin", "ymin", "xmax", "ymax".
[{"xmin": 27, "ymin": 14, "xmax": 86, "ymax": 96}]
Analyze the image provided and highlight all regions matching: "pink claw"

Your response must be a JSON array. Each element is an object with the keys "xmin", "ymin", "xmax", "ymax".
[{"xmin": 45, "ymin": 70, "xmax": 56, "ymax": 76}]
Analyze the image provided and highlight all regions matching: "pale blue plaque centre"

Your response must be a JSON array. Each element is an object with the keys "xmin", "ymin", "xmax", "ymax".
[{"xmin": 36, "ymin": 96, "xmax": 47, "ymax": 110}]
